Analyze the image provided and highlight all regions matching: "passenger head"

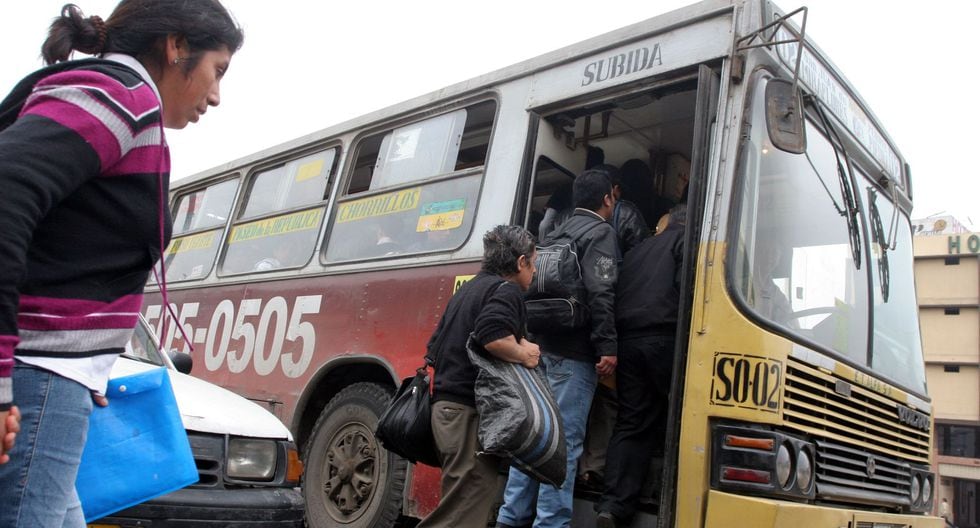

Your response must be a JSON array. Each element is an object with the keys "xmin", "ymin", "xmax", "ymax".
[
  {"xmin": 668, "ymin": 204, "xmax": 687, "ymax": 226},
  {"xmin": 621, "ymin": 159, "xmax": 653, "ymax": 198},
  {"xmin": 482, "ymin": 225, "xmax": 536, "ymax": 289},
  {"xmin": 657, "ymin": 204, "xmax": 687, "ymax": 234},
  {"xmin": 42, "ymin": 1, "xmax": 244, "ymax": 129},
  {"xmin": 573, "ymin": 169, "xmax": 615, "ymax": 219}
]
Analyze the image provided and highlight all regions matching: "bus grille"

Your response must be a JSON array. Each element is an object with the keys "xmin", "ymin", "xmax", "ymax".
[{"xmin": 782, "ymin": 357, "xmax": 930, "ymax": 506}]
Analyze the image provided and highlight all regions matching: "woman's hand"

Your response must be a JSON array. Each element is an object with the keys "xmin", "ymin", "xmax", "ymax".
[{"xmin": 1, "ymin": 406, "xmax": 22, "ymax": 465}]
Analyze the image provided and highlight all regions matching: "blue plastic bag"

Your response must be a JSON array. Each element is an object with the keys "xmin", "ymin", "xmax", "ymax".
[{"xmin": 75, "ymin": 367, "xmax": 197, "ymax": 522}]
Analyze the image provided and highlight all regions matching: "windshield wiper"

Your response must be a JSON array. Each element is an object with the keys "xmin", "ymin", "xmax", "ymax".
[
  {"xmin": 867, "ymin": 187, "xmax": 890, "ymax": 301},
  {"xmin": 802, "ymin": 94, "xmax": 862, "ymax": 270}
]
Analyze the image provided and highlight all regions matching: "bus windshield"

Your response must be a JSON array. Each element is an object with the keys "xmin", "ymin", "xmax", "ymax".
[{"xmin": 732, "ymin": 75, "xmax": 926, "ymax": 395}]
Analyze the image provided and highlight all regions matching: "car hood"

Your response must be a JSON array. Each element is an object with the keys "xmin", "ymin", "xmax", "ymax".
[{"xmin": 111, "ymin": 358, "xmax": 292, "ymax": 440}]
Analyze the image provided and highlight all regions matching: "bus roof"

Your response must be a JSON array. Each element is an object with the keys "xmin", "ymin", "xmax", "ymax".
[{"xmin": 174, "ymin": 0, "xmax": 736, "ymax": 185}]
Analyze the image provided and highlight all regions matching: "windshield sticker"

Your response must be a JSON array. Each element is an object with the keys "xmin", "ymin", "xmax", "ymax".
[
  {"xmin": 337, "ymin": 187, "xmax": 421, "ymax": 224},
  {"xmin": 229, "ymin": 209, "xmax": 323, "ymax": 243},
  {"xmin": 416, "ymin": 199, "xmax": 466, "ymax": 232},
  {"xmin": 710, "ymin": 352, "xmax": 782, "ymax": 413},
  {"xmin": 295, "ymin": 158, "xmax": 325, "ymax": 182},
  {"xmin": 167, "ymin": 231, "xmax": 217, "ymax": 255}
]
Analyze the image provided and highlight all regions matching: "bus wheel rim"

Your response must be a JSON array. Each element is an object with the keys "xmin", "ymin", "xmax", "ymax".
[{"xmin": 322, "ymin": 421, "xmax": 378, "ymax": 523}]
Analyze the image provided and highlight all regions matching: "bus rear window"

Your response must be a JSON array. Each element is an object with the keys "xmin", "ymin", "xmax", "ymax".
[
  {"xmin": 221, "ymin": 148, "xmax": 337, "ymax": 274},
  {"xmin": 164, "ymin": 178, "xmax": 239, "ymax": 282},
  {"xmin": 324, "ymin": 100, "xmax": 496, "ymax": 262}
]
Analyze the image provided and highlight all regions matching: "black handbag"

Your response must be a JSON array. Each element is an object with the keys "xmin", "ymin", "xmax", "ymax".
[{"xmin": 375, "ymin": 365, "xmax": 440, "ymax": 467}]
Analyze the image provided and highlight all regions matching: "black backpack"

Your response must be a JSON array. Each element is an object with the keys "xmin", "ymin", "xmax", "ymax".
[{"xmin": 525, "ymin": 220, "xmax": 597, "ymax": 333}]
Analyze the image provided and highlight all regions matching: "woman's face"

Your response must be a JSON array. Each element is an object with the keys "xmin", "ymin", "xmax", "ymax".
[{"xmin": 158, "ymin": 46, "xmax": 232, "ymax": 129}]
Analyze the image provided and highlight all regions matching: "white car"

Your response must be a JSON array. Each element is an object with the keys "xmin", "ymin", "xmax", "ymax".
[{"xmin": 92, "ymin": 317, "xmax": 305, "ymax": 527}]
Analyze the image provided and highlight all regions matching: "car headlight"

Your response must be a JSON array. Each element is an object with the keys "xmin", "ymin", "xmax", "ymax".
[
  {"xmin": 921, "ymin": 475, "xmax": 932, "ymax": 505},
  {"xmin": 227, "ymin": 438, "xmax": 277, "ymax": 480}
]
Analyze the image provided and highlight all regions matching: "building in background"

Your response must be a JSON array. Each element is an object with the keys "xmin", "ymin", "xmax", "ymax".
[{"xmin": 914, "ymin": 222, "xmax": 980, "ymax": 527}]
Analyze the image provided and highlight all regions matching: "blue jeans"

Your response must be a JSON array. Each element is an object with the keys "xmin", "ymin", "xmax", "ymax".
[
  {"xmin": 0, "ymin": 363, "xmax": 93, "ymax": 527},
  {"xmin": 497, "ymin": 352, "xmax": 598, "ymax": 528}
]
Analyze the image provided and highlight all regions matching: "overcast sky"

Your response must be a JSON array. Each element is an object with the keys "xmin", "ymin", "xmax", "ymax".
[{"xmin": 3, "ymin": 1, "xmax": 977, "ymax": 228}]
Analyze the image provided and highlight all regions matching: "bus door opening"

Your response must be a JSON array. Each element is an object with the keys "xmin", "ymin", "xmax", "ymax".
[{"xmin": 520, "ymin": 75, "xmax": 704, "ymax": 520}]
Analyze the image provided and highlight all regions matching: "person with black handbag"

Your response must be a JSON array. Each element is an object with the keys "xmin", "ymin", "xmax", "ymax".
[{"xmin": 416, "ymin": 225, "xmax": 541, "ymax": 528}]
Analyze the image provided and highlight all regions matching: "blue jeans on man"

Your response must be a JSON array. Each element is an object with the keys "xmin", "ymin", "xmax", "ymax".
[
  {"xmin": 0, "ymin": 363, "xmax": 93, "ymax": 528},
  {"xmin": 497, "ymin": 352, "xmax": 598, "ymax": 528}
]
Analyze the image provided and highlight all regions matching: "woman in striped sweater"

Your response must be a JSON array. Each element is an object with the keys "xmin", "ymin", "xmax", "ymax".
[{"xmin": 0, "ymin": 2, "xmax": 242, "ymax": 526}]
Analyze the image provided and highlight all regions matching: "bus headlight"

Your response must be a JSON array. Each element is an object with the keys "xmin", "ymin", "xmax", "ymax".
[
  {"xmin": 909, "ymin": 467, "xmax": 936, "ymax": 512},
  {"xmin": 921, "ymin": 475, "xmax": 932, "ymax": 505},
  {"xmin": 227, "ymin": 438, "xmax": 277, "ymax": 481},
  {"xmin": 775, "ymin": 442, "xmax": 793, "ymax": 488},
  {"xmin": 795, "ymin": 447, "xmax": 813, "ymax": 492}
]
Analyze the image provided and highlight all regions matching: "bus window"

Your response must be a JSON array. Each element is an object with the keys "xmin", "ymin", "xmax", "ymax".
[
  {"xmin": 164, "ymin": 178, "xmax": 239, "ymax": 282},
  {"xmin": 324, "ymin": 100, "xmax": 496, "ymax": 262},
  {"xmin": 222, "ymin": 148, "xmax": 336, "ymax": 274}
]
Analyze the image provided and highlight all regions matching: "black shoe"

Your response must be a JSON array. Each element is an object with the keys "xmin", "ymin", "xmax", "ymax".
[{"xmin": 596, "ymin": 511, "xmax": 619, "ymax": 528}]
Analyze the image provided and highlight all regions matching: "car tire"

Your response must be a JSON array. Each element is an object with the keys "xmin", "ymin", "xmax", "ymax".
[{"xmin": 303, "ymin": 382, "xmax": 407, "ymax": 528}]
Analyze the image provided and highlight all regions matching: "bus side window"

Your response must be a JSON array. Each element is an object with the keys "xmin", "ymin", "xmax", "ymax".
[
  {"xmin": 221, "ymin": 148, "xmax": 336, "ymax": 275},
  {"xmin": 164, "ymin": 178, "xmax": 239, "ymax": 282},
  {"xmin": 325, "ymin": 100, "xmax": 497, "ymax": 262}
]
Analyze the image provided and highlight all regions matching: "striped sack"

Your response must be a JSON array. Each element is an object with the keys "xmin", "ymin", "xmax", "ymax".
[{"xmin": 466, "ymin": 335, "xmax": 566, "ymax": 487}]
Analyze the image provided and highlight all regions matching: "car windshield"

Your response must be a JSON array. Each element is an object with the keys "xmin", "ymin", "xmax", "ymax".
[{"xmin": 123, "ymin": 319, "xmax": 165, "ymax": 366}]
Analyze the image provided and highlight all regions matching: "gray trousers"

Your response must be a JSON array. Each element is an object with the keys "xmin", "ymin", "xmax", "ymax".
[{"xmin": 417, "ymin": 400, "xmax": 501, "ymax": 528}]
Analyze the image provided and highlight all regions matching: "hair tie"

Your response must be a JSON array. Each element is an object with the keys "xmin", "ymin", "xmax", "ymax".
[
  {"xmin": 89, "ymin": 15, "xmax": 108, "ymax": 53},
  {"xmin": 73, "ymin": 13, "xmax": 107, "ymax": 55}
]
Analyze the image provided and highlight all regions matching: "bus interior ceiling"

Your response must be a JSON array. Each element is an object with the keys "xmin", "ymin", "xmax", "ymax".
[{"xmin": 530, "ymin": 83, "xmax": 699, "ymax": 235}]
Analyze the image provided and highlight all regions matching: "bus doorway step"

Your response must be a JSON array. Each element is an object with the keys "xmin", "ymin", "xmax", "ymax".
[{"xmin": 570, "ymin": 498, "xmax": 658, "ymax": 528}]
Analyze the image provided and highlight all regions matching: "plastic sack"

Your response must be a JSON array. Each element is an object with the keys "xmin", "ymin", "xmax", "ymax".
[
  {"xmin": 375, "ymin": 367, "xmax": 441, "ymax": 467},
  {"xmin": 76, "ymin": 367, "xmax": 197, "ymax": 522},
  {"xmin": 466, "ymin": 336, "xmax": 567, "ymax": 487}
]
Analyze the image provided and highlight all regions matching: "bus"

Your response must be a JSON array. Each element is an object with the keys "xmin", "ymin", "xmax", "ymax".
[{"xmin": 144, "ymin": 1, "xmax": 940, "ymax": 526}]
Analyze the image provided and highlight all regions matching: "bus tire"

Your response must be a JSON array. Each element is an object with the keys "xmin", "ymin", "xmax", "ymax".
[{"xmin": 302, "ymin": 382, "xmax": 407, "ymax": 528}]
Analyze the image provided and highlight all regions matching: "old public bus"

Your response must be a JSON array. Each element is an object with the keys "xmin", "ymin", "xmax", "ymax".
[{"xmin": 144, "ymin": 1, "xmax": 940, "ymax": 526}]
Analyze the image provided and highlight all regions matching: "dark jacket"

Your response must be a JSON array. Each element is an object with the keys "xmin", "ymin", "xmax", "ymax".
[
  {"xmin": 428, "ymin": 273, "xmax": 526, "ymax": 407},
  {"xmin": 615, "ymin": 221, "xmax": 685, "ymax": 337},
  {"xmin": 534, "ymin": 209, "xmax": 618, "ymax": 362},
  {"xmin": 613, "ymin": 199, "xmax": 650, "ymax": 255}
]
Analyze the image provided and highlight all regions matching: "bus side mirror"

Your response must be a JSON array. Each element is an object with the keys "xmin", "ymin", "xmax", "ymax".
[
  {"xmin": 169, "ymin": 350, "xmax": 194, "ymax": 374},
  {"xmin": 765, "ymin": 78, "xmax": 806, "ymax": 154}
]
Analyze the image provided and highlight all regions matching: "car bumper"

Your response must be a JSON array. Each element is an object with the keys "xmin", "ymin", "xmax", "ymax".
[{"xmin": 90, "ymin": 486, "xmax": 305, "ymax": 527}]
